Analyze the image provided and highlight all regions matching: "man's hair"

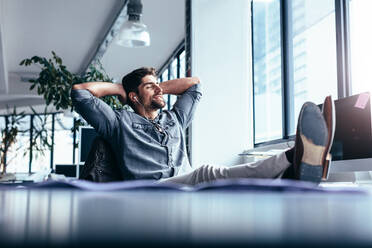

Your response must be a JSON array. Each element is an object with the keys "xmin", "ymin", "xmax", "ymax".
[{"xmin": 121, "ymin": 67, "xmax": 157, "ymax": 95}]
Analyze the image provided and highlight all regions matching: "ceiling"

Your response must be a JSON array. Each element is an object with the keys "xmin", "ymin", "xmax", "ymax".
[{"xmin": 0, "ymin": 0, "xmax": 185, "ymax": 113}]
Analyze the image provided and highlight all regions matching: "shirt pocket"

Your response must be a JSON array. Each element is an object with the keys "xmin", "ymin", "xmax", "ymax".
[
  {"xmin": 132, "ymin": 122, "xmax": 152, "ymax": 132},
  {"xmin": 164, "ymin": 120, "xmax": 180, "ymax": 138},
  {"xmin": 131, "ymin": 122, "xmax": 157, "ymax": 143}
]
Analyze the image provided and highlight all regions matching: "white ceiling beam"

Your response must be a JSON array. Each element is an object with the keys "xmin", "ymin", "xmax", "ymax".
[
  {"xmin": 0, "ymin": 1, "xmax": 8, "ymax": 94},
  {"xmin": 80, "ymin": 0, "xmax": 128, "ymax": 74}
]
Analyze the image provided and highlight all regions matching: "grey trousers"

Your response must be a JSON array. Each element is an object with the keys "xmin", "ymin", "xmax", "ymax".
[{"xmin": 160, "ymin": 152, "xmax": 291, "ymax": 186}]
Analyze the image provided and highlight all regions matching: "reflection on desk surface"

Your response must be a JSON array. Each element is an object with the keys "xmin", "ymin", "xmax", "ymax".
[{"xmin": 1, "ymin": 189, "xmax": 372, "ymax": 247}]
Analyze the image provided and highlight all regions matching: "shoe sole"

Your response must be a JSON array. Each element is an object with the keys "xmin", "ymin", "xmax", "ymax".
[{"xmin": 298, "ymin": 102, "xmax": 328, "ymax": 183}]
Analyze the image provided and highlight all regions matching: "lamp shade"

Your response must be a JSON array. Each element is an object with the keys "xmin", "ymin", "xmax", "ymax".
[{"xmin": 116, "ymin": 19, "xmax": 150, "ymax": 48}]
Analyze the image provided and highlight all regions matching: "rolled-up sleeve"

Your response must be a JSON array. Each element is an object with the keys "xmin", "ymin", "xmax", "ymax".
[
  {"xmin": 71, "ymin": 89, "xmax": 119, "ymax": 139},
  {"xmin": 171, "ymin": 83, "xmax": 202, "ymax": 129}
]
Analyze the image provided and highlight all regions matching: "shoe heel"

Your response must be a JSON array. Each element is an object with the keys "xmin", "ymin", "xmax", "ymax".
[
  {"xmin": 321, "ymin": 154, "xmax": 332, "ymax": 181},
  {"xmin": 299, "ymin": 162, "xmax": 323, "ymax": 183}
]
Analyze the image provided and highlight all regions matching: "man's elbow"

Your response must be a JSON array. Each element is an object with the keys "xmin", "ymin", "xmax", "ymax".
[
  {"xmin": 72, "ymin": 84, "xmax": 82, "ymax": 90},
  {"xmin": 191, "ymin": 77, "xmax": 200, "ymax": 85}
]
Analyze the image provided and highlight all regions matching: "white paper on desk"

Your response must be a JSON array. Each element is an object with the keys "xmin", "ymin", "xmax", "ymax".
[{"xmin": 14, "ymin": 178, "xmax": 368, "ymax": 194}]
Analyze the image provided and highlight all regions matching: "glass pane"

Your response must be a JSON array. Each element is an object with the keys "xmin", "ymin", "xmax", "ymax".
[
  {"xmin": 0, "ymin": 117, "xmax": 5, "ymax": 173},
  {"xmin": 161, "ymin": 69, "xmax": 169, "ymax": 82},
  {"xmin": 54, "ymin": 114, "xmax": 74, "ymax": 165},
  {"xmin": 350, "ymin": 0, "xmax": 372, "ymax": 95},
  {"xmin": 161, "ymin": 69, "xmax": 170, "ymax": 109},
  {"xmin": 252, "ymin": 0, "xmax": 283, "ymax": 143},
  {"xmin": 168, "ymin": 59, "xmax": 178, "ymax": 110},
  {"xmin": 290, "ymin": 0, "xmax": 337, "ymax": 134},
  {"xmin": 7, "ymin": 116, "xmax": 30, "ymax": 173},
  {"xmin": 180, "ymin": 50, "xmax": 186, "ymax": 78},
  {"xmin": 31, "ymin": 115, "xmax": 52, "ymax": 172},
  {"xmin": 0, "ymin": 116, "xmax": 4, "ymax": 130},
  {"xmin": 170, "ymin": 59, "xmax": 178, "ymax": 80}
]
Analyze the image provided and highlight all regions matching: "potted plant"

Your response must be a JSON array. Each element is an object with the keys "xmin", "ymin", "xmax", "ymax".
[{"xmin": 20, "ymin": 51, "xmax": 123, "ymax": 111}]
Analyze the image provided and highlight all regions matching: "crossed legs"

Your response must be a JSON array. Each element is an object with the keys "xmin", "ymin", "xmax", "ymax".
[{"xmin": 160, "ymin": 96, "xmax": 335, "ymax": 186}]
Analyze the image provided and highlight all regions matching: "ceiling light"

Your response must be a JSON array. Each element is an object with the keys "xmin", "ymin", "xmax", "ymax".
[{"xmin": 116, "ymin": 0, "xmax": 150, "ymax": 48}]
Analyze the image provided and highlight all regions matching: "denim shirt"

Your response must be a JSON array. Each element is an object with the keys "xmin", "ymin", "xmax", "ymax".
[{"xmin": 71, "ymin": 83, "xmax": 202, "ymax": 180}]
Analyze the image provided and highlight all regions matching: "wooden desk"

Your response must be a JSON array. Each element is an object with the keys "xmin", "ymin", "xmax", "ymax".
[{"xmin": 0, "ymin": 188, "xmax": 371, "ymax": 247}]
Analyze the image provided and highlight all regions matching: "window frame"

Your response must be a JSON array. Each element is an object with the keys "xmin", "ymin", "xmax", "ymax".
[
  {"xmin": 252, "ymin": 0, "xmax": 352, "ymax": 147},
  {"xmin": 158, "ymin": 40, "xmax": 186, "ymax": 110},
  {"xmin": 0, "ymin": 112, "xmax": 78, "ymax": 173}
]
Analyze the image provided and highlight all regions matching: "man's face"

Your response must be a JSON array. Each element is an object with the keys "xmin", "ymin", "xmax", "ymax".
[{"xmin": 137, "ymin": 75, "xmax": 166, "ymax": 109}]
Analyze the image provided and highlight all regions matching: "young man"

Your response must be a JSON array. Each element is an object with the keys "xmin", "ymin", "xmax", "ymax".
[{"xmin": 71, "ymin": 67, "xmax": 334, "ymax": 185}]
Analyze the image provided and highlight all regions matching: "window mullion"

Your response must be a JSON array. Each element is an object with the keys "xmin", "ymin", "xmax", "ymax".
[
  {"xmin": 73, "ymin": 118, "xmax": 77, "ymax": 166},
  {"xmin": 335, "ymin": 0, "xmax": 352, "ymax": 98},
  {"xmin": 177, "ymin": 55, "xmax": 180, "ymax": 79},
  {"xmin": 29, "ymin": 115, "xmax": 34, "ymax": 173},
  {"xmin": 281, "ymin": 0, "xmax": 295, "ymax": 138},
  {"xmin": 4, "ymin": 116, "xmax": 9, "ymax": 167},
  {"xmin": 167, "ymin": 64, "xmax": 171, "ymax": 110},
  {"xmin": 50, "ymin": 113, "xmax": 55, "ymax": 170}
]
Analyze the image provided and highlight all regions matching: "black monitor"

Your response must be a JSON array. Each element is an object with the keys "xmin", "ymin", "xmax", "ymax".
[
  {"xmin": 55, "ymin": 164, "xmax": 77, "ymax": 177},
  {"xmin": 78, "ymin": 126, "xmax": 98, "ymax": 165},
  {"xmin": 327, "ymin": 92, "xmax": 372, "ymax": 175}
]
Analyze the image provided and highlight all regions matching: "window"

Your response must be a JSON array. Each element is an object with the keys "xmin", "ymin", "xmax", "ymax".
[
  {"xmin": 160, "ymin": 68, "xmax": 170, "ymax": 109},
  {"xmin": 252, "ymin": 0, "xmax": 338, "ymax": 144},
  {"xmin": 179, "ymin": 50, "xmax": 186, "ymax": 78},
  {"xmin": 31, "ymin": 114, "xmax": 52, "ymax": 172},
  {"xmin": 349, "ymin": 0, "xmax": 372, "ymax": 95},
  {"xmin": 54, "ymin": 113, "xmax": 75, "ymax": 166},
  {"xmin": 158, "ymin": 42, "xmax": 185, "ymax": 110},
  {"xmin": 7, "ymin": 116, "xmax": 30, "ymax": 173},
  {"xmin": 0, "ymin": 112, "xmax": 78, "ymax": 173},
  {"xmin": 169, "ymin": 59, "xmax": 178, "ymax": 108},
  {"xmin": 252, "ymin": 0, "xmax": 283, "ymax": 143},
  {"xmin": 161, "ymin": 69, "xmax": 169, "ymax": 82},
  {"xmin": 0, "ymin": 116, "xmax": 4, "ymax": 130},
  {"xmin": 289, "ymin": 0, "xmax": 338, "ymax": 134}
]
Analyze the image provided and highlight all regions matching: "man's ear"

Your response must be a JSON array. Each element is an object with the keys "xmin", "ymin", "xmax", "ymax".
[{"xmin": 128, "ymin": 92, "xmax": 138, "ymax": 104}]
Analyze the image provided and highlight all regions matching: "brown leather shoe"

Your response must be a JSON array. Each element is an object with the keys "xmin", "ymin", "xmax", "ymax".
[
  {"xmin": 321, "ymin": 96, "xmax": 335, "ymax": 181},
  {"xmin": 293, "ymin": 102, "xmax": 329, "ymax": 183}
]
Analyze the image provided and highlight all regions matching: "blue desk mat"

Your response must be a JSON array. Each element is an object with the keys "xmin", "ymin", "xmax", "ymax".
[{"xmin": 0, "ymin": 178, "xmax": 367, "ymax": 194}]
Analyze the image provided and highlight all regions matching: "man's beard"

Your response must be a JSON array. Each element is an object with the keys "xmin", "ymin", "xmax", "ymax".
[{"xmin": 150, "ymin": 96, "xmax": 166, "ymax": 109}]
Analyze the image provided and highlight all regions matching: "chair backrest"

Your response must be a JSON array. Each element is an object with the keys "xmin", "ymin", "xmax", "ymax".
[{"xmin": 79, "ymin": 136, "xmax": 124, "ymax": 182}]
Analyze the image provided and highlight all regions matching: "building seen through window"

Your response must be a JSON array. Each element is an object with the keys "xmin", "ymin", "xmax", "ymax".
[
  {"xmin": 252, "ymin": 0, "xmax": 283, "ymax": 143},
  {"xmin": 252, "ymin": 0, "xmax": 338, "ymax": 143},
  {"xmin": 349, "ymin": 0, "xmax": 372, "ymax": 95},
  {"xmin": 290, "ymin": 0, "xmax": 337, "ymax": 134}
]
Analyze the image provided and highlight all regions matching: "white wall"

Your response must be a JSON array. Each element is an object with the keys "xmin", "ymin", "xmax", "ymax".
[
  {"xmin": 0, "ymin": 72, "xmax": 43, "ymax": 112},
  {"xmin": 191, "ymin": 0, "xmax": 253, "ymax": 166},
  {"xmin": 0, "ymin": 0, "xmax": 8, "ymax": 94}
]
